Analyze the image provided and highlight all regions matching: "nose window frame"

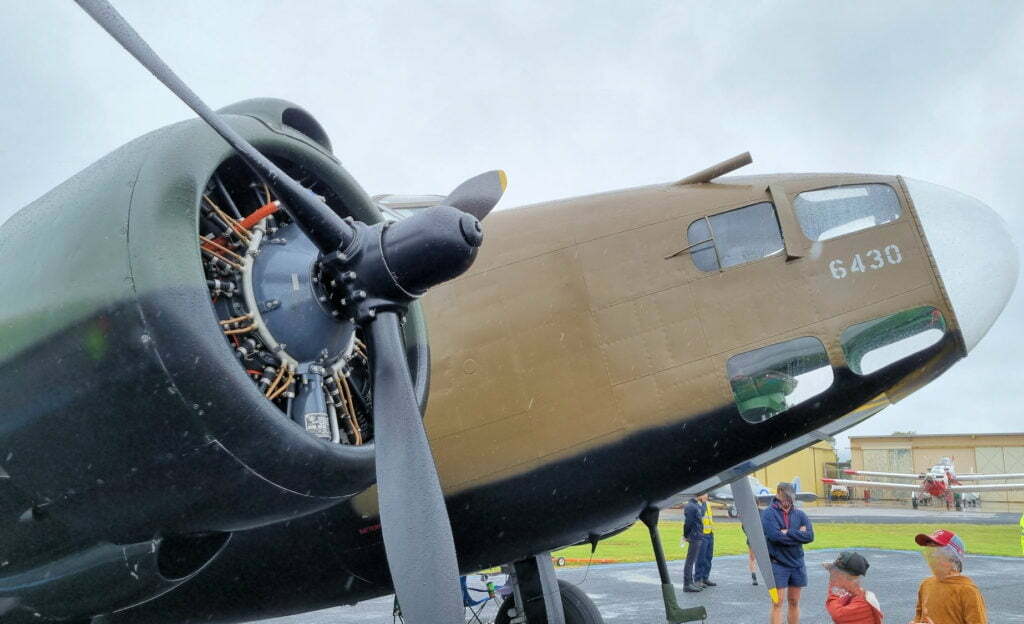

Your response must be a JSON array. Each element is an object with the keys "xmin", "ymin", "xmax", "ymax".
[
  {"xmin": 840, "ymin": 306, "xmax": 948, "ymax": 376},
  {"xmin": 726, "ymin": 336, "xmax": 835, "ymax": 424}
]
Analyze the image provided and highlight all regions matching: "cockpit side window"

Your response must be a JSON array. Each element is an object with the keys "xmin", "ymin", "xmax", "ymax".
[
  {"xmin": 686, "ymin": 202, "xmax": 784, "ymax": 272},
  {"xmin": 792, "ymin": 184, "xmax": 901, "ymax": 242},
  {"xmin": 727, "ymin": 336, "xmax": 834, "ymax": 424}
]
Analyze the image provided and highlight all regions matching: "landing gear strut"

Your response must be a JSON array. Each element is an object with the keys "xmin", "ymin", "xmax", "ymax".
[
  {"xmin": 496, "ymin": 553, "xmax": 605, "ymax": 624},
  {"xmin": 640, "ymin": 507, "xmax": 708, "ymax": 623}
]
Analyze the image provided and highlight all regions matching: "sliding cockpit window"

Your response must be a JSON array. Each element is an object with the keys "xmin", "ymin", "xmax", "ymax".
[
  {"xmin": 792, "ymin": 184, "xmax": 901, "ymax": 242},
  {"xmin": 727, "ymin": 336, "xmax": 834, "ymax": 424},
  {"xmin": 686, "ymin": 202, "xmax": 784, "ymax": 272}
]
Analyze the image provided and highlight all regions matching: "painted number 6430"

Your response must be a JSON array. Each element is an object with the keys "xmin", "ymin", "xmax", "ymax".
[{"xmin": 829, "ymin": 245, "xmax": 902, "ymax": 279}]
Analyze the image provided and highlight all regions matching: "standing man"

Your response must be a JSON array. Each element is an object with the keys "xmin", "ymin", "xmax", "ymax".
[
  {"xmin": 911, "ymin": 529, "xmax": 987, "ymax": 624},
  {"xmin": 695, "ymin": 494, "xmax": 716, "ymax": 588},
  {"xmin": 682, "ymin": 494, "xmax": 705, "ymax": 592},
  {"xmin": 1019, "ymin": 512, "xmax": 1023, "ymax": 555},
  {"xmin": 762, "ymin": 482, "xmax": 814, "ymax": 624}
]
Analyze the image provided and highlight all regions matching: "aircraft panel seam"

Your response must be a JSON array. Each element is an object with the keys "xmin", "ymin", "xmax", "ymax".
[{"xmin": 605, "ymin": 281, "xmax": 935, "ymax": 388}]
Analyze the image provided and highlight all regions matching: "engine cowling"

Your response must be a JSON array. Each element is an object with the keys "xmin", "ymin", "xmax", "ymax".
[{"xmin": 0, "ymin": 100, "xmax": 427, "ymax": 572}]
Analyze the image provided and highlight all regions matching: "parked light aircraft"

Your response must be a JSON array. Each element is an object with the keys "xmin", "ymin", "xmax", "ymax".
[
  {"xmin": 823, "ymin": 457, "xmax": 1024, "ymax": 509},
  {"xmin": 0, "ymin": 2, "xmax": 1018, "ymax": 623},
  {"xmin": 707, "ymin": 476, "xmax": 816, "ymax": 517}
]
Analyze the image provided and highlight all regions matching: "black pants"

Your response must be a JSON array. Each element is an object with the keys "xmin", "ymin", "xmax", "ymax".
[{"xmin": 683, "ymin": 536, "xmax": 704, "ymax": 585}]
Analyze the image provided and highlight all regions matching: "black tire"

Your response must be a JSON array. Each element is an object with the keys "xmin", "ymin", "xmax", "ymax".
[{"xmin": 495, "ymin": 580, "xmax": 604, "ymax": 624}]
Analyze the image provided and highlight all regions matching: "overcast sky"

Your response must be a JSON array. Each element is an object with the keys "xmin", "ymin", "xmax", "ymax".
[{"xmin": 2, "ymin": 2, "xmax": 1021, "ymax": 458}]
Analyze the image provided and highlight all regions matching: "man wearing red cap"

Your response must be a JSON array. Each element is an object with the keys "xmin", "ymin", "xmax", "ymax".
[{"xmin": 911, "ymin": 529, "xmax": 987, "ymax": 624}]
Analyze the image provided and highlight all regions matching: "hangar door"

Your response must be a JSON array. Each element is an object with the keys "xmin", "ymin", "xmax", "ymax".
[
  {"xmin": 863, "ymin": 448, "xmax": 913, "ymax": 500},
  {"xmin": 975, "ymin": 446, "xmax": 1024, "ymax": 503}
]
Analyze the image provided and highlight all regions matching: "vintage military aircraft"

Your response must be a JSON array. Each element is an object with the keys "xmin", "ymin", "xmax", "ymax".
[
  {"xmin": 666, "ymin": 475, "xmax": 815, "ymax": 518},
  {"xmin": 0, "ymin": 1, "xmax": 1018, "ymax": 623},
  {"xmin": 823, "ymin": 458, "xmax": 1024, "ymax": 510},
  {"xmin": 707, "ymin": 476, "xmax": 816, "ymax": 517}
]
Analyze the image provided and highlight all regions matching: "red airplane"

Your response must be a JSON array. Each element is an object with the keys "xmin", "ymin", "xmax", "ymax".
[{"xmin": 823, "ymin": 458, "xmax": 1024, "ymax": 509}]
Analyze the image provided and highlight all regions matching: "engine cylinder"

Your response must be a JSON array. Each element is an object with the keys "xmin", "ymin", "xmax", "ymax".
[{"xmin": 0, "ymin": 100, "xmax": 428, "ymax": 564}]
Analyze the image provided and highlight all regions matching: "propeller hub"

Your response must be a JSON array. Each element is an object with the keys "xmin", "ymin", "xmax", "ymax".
[
  {"xmin": 459, "ymin": 213, "xmax": 484, "ymax": 247},
  {"xmin": 379, "ymin": 205, "xmax": 482, "ymax": 296},
  {"xmin": 247, "ymin": 222, "xmax": 354, "ymax": 364}
]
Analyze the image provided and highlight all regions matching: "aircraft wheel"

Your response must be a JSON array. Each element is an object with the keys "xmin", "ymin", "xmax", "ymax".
[
  {"xmin": 728, "ymin": 505, "xmax": 738, "ymax": 518},
  {"xmin": 495, "ymin": 580, "xmax": 605, "ymax": 624}
]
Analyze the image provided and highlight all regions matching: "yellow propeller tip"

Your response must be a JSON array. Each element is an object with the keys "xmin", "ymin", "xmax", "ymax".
[
  {"xmin": 498, "ymin": 170, "xmax": 508, "ymax": 192},
  {"xmin": 769, "ymin": 588, "xmax": 780, "ymax": 604}
]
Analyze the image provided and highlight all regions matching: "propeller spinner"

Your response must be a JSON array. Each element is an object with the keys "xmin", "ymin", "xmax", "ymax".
[{"xmin": 74, "ymin": 1, "xmax": 505, "ymax": 621}]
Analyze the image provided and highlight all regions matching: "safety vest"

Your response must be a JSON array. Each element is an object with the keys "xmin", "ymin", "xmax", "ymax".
[{"xmin": 702, "ymin": 500, "xmax": 714, "ymax": 534}]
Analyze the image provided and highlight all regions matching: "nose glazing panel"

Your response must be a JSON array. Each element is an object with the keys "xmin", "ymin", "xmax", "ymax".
[{"xmin": 905, "ymin": 178, "xmax": 1018, "ymax": 352}]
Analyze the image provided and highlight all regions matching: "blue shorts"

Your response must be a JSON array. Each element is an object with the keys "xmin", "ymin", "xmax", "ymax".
[{"xmin": 771, "ymin": 563, "xmax": 807, "ymax": 588}]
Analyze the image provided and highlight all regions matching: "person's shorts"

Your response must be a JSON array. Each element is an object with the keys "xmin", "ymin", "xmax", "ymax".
[{"xmin": 771, "ymin": 563, "xmax": 807, "ymax": 588}]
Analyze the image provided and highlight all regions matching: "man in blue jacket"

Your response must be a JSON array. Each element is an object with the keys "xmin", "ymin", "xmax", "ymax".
[
  {"xmin": 762, "ymin": 482, "xmax": 814, "ymax": 624},
  {"xmin": 682, "ymin": 494, "xmax": 706, "ymax": 592}
]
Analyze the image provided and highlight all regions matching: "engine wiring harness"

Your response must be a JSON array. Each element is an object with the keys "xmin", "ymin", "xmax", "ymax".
[{"xmin": 198, "ymin": 159, "xmax": 373, "ymax": 445}]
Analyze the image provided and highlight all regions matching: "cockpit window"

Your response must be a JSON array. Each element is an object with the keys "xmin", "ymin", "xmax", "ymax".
[
  {"xmin": 686, "ymin": 202, "xmax": 784, "ymax": 272},
  {"xmin": 841, "ymin": 306, "xmax": 947, "ymax": 375},
  {"xmin": 792, "ymin": 184, "xmax": 901, "ymax": 242},
  {"xmin": 373, "ymin": 194, "xmax": 446, "ymax": 222},
  {"xmin": 727, "ymin": 336, "xmax": 833, "ymax": 424}
]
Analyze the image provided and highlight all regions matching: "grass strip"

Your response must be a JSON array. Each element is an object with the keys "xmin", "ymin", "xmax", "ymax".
[{"xmin": 551, "ymin": 521, "xmax": 1023, "ymax": 566}]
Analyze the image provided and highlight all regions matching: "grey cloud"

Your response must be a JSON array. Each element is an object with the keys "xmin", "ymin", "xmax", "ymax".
[{"xmin": 1, "ymin": 1, "xmax": 1020, "ymax": 451}]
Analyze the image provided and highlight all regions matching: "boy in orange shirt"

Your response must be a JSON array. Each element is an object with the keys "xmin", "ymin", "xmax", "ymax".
[{"xmin": 910, "ymin": 529, "xmax": 987, "ymax": 624}]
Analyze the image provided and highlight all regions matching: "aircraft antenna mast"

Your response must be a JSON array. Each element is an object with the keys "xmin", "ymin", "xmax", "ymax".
[{"xmin": 675, "ymin": 152, "xmax": 753, "ymax": 185}]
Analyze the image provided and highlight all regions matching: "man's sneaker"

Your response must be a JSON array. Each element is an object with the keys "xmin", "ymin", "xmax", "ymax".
[
  {"xmin": 701, "ymin": 579, "xmax": 717, "ymax": 587},
  {"xmin": 683, "ymin": 584, "xmax": 703, "ymax": 592},
  {"xmin": 751, "ymin": 572, "xmax": 758, "ymax": 586}
]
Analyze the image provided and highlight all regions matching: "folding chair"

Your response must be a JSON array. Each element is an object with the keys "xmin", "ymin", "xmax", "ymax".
[
  {"xmin": 394, "ymin": 575, "xmax": 504, "ymax": 623},
  {"xmin": 461, "ymin": 575, "xmax": 495, "ymax": 624}
]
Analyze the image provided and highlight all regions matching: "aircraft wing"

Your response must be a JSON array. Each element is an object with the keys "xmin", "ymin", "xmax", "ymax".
[
  {"xmin": 822, "ymin": 478, "xmax": 923, "ymax": 492},
  {"xmin": 949, "ymin": 482, "xmax": 1024, "ymax": 492},
  {"xmin": 956, "ymin": 473, "xmax": 1024, "ymax": 481},
  {"xmin": 841, "ymin": 469, "xmax": 923, "ymax": 480}
]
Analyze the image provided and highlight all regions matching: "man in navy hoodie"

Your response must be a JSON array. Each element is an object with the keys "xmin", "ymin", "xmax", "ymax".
[
  {"xmin": 682, "ymin": 494, "xmax": 706, "ymax": 592},
  {"xmin": 762, "ymin": 482, "xmax": 814, "ymax": 624}
]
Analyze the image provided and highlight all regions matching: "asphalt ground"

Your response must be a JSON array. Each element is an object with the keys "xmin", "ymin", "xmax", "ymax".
[
  {"xmin": 660, "ymin": 503, "xmax": 1022, "ymax": 525},
  {"xmin": 258, "ymin": 549, "xmax": 1023, "ymax": 624},
  {"xmin": 802, "ymin": 504, "xmax": 1022, "ymax": 525}
]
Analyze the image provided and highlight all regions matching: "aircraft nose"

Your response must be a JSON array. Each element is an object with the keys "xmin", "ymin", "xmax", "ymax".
[{"xmin": 905, "ymin": 178, "xmax": 1019, "ymax": 352}]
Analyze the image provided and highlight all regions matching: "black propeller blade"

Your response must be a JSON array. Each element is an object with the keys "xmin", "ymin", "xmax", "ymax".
[
  {"xmin": 74, "ymin": 2, "xmax": 483, "ymax": 622},
  {"xmin": 371, "ymin": 312, "xmax": 462, "ymax": 623},
  {"xmin": 74, "ymin": 0, "xmax": 353, "ymax": 256},
  {"xmin": 730, "ymin": 477, "xmax": 779, "ymax": 605},
  {"xmin": 444, "ymin": 169, "xmax": 508, "ymax": 220}
]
